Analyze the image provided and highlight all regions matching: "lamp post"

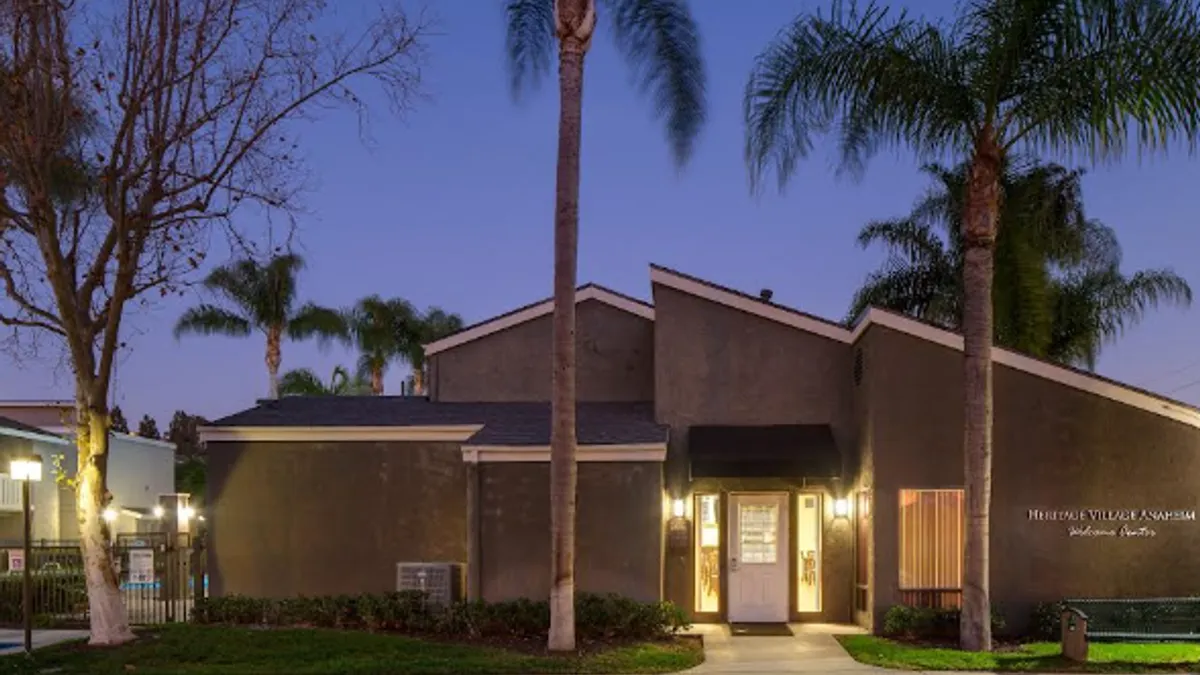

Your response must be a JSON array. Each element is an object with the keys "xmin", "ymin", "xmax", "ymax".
[{"xmin": 10, "ymin": 454, "xmax": 43, "ymax": 655}]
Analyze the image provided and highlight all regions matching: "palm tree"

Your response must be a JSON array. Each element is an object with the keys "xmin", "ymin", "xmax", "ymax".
[
  {"xmin": 406, "ymin": 308, "xmax": 464, "ymax": 395},
  {"xmin": 174, "ymin": 254, "xmax": 347, "ymax": 399},
  {"xmin": 850, "ymin": 160, "xmax": 1191, "ymax": 369},
  {"xmin": 344, "ymin": 295, "xmax": 419, "ymax": 395},
  {"xmin": 505, "ymin": 0, "xmax": 706, "ymax": 650},
  {"xmin": 279, "ymin": 366, "xmax": 373, "ymax": 396},
  {"xmin": 744, "ymin": 0, "xmax": 1200, "ymax": 650}
]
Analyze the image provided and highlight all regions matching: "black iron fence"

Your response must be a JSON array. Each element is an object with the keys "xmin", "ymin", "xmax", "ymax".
[{"xmin": 0, "ymin": 532, "xmax": 207, "ymax": 627}]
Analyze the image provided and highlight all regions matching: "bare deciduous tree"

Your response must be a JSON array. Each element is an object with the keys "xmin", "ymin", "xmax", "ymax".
[{"xmin": 0, "ymin": 0, "xmax": 427, "ymax": 645}]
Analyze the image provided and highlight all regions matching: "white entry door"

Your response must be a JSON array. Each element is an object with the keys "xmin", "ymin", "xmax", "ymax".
[{"xmin": 728, "ymin": 493, "xmax": 789, "ymax": 623}]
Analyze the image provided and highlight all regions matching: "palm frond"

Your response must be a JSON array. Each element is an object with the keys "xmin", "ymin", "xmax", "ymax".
[
  {"xmin": 173, "ymin": 305, "xmax": 253, "ymax": 339},
  {"xmin": 1004, "ymin": 0, "xmax": 1200, "ymax": 159},
  {"xmin": 855, "ymin": 217, "xmax": 948, "ymax": 264},
  {"xmin": 602, "ymin": 0, "xmax": 708, "ymax": 166},
  {"xmin": 504, "ymin": 0, "xmax": 555, "ymax": 101},
  {"xmin": 744, "ymin": 0, "xmax": 975, "ymax": 192},
  {"xmin": 278, "ymin": 368, "xmax": 330, "ymax": 396},
  {"xmin": 287, "ymin": 302, "xmax": 349, "ymax": 349},
  {"xmin": 409, "ymin": 307, "xmax": 465, "ymax": 370},
  {"xmin": 200, "ymin": 260, "xmax": 264, "ymax": 319}
]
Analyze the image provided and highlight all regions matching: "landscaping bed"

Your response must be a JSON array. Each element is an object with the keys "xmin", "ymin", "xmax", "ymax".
[
  {"xmin": 838, "ymin": 634, "xmax": 1200, "ymax": 673},
  {"xmin": 0, "ymin": 624, "xmax": 704, "ymax": 674},
  {"xmin": 0, "ymin": 592, "xmax": 703, "ymax": 674}
]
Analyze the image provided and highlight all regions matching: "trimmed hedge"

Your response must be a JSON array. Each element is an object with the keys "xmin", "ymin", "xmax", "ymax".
[
  {"xmin": 0, "ymin": 571, "xmax": 88, "ymax": 623},
  {"xmin": 193, "ymin": 591, "xmax": 690, "ymax": 641},
  {"xmin": 882, "ymin": 604, "xmax": 1006, "ymax": 640}
]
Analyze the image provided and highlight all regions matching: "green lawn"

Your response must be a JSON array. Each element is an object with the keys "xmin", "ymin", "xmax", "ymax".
[
  {"xmin": 1, "ymin": 625, "xmax": 704, "ymax": 675},
  {"xmin": 838, "ymin": 635, "xmax": 1200, "ymax": 673}
]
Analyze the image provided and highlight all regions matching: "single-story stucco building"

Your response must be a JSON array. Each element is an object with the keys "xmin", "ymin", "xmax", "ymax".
[{"xmin": 199, "ymin": 265, "xmax": 1200, "ymax": 633}]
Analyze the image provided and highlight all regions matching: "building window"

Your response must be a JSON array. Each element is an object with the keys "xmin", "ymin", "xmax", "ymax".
[
  {"xmin": 899, "ymin": 489, "xmax": 963, "ymax": 592},
  {"xmin": 855, "ymin": 490, "xmax": 871, "ymax": 611},
  {"xmin": 694, "ymin": 494, "xmax": 720, "ymax": 613},
  {"xmin": 796, "ymin": 493, "xmax": 821, "ymax": 612},
  {"xmin": 738, "ymin": 503, "xmax": 778, "ymax": 564}
]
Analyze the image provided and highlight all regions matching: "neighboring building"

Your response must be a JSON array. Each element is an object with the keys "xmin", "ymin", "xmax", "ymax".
[
  {"xmin": 0, "ymin": 401, "xmax": 177, "ymax": 543},
  {"xmin": 200, "ymin": 267, "xmax": 1200, "ymax": 633},
  {"xmin": 0, "ymin": 415, "xmax": 75, "ymax": 545}
]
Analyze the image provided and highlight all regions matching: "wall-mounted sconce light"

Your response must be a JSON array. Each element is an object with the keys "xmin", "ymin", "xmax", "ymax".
[
  {"xmin": 102, "ymin": 507, "xmax": 118, "ymax": 523},
  {"xmin": 671, "ymin": 498, "xmax": 686, "ymax": 518},
  {"xmin": 833, "ymin": 497, "xmax": 851, "ymax": 518},
  {"xmin": 152, "ymin": 505, "xmax": 165, "ymax": 519}
]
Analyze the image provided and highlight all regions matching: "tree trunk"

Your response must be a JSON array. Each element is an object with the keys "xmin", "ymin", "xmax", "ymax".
[
  {"xmin": 411, "ymin": 367, "xmax": 425, "ymax": 396},
  {"xmin": 371, "ymin": 367, "xmax": 385, "ymax": 395},
  {"xmin": 547, "ymin": 0, "xmax": 594, "ymax": 654},
  {"xmin": 959, "ymin": 135, "xmax": 1001, "ymax": 653},
  {"xmin": 76, "ymin": 403, "xmax": 134, "ymax": 646},
  {"xmin": 266, "ymin": 326, "xmax": 282, "ymax": 399}
]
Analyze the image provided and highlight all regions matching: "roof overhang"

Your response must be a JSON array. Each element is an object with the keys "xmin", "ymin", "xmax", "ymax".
[
  {"xmin": 461, "ymin": 443, "xmax": 666, "ymax": 463},
  {"xmin": 198, "ymin": 425, "xmax": 485, "ymax": 443},
  {"xmin": 651, "ymin": 264, "xmax": 1200, "ymax": 431},
  {"xmin": 688, "ymin": 425, "xmax": 841, "ymax": 479},
  {"xmin": 424, "ymin": 285, "xmax": 654, "ymax": 356},
  {"xmin": 0, "ymin": 427, "xmax": 71, "ymax": 447}
]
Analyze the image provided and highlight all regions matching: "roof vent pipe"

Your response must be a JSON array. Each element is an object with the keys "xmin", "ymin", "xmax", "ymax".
[{"xmin": 760, "ymin": 289, "xmax": 774, "ymax": 302}]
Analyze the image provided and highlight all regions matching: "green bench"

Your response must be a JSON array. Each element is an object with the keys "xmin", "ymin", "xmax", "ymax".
[{"xmin": 1061, "ymin": 598, "xmax": 1200, "ymax": 662}]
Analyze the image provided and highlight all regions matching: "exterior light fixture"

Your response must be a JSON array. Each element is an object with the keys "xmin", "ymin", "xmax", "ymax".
[
  {"xmin": 152, "ymin": 505, "xmax": 165, "ymax": 518},
  {"xmin": 179, "ymin": 506, "xmax": 196, "ymax": 522},
  {"xmin": 8, "ymin": 455, "xmax": 42, "ymax": 483},
  {"xmin": 672, "ymin": 498, "xmax": 686, "ymax": 518},
  {"xmin": 102, "ymin": 508, "xmax": 118, "ymax": 523},
  {"xmin": 8, "ymin": 453, "xmax": 41, "ymax": 655},
  {"xmin": 834, "ymin": 498, "xmax": 851, "ymax": 518}
]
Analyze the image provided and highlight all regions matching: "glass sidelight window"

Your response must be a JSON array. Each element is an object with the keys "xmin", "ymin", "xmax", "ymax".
[
  {"xmin": 694, "ymin": 494, "xmax": 720, "ymax": 613},
  {"xmin": 899, "ymin": 489, "xmax": 964, "ymax": 590},
  {"xmin": 796, "ymin": 494, "xmax": 822, "ymax": 612}
]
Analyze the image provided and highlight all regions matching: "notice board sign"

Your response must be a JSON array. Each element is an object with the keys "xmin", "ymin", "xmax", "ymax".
[{"xmin": 128, "ymin": 549, "xmax": 155, "ymax": 584}]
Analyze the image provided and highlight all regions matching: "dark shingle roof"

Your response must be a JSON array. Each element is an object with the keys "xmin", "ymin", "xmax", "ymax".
[
  {"xmin": 0, "ymin": 415, "xmax": 67, "ymax": 444},
  {"xmin": 210, "ymin": 397, "xmax": 666, "ymax": 447}
]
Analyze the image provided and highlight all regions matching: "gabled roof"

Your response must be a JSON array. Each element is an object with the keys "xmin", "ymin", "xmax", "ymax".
[
  {"xmin": 424, "ymin": 283, "xmax": 654, "ymax": 356},
  {"xmin": 650, "ymin": 264, "xmax": 1200, "ymax": 431},
  {"xmin": 202, "ymin": 396, "xmax": 667, "ymax": 446}
]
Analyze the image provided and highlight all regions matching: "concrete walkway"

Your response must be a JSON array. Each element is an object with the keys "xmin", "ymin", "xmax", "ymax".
[
  {"xmin": 684, "ymin": 623, "xmax": 883, "ymax": 673},
  {"xmin": 0, "ymin": 628, "xmax": 89, "ymax": 656},
  {"xmin": 679, "ymin": 624, "xmax": 1193, "ymax": 675}
]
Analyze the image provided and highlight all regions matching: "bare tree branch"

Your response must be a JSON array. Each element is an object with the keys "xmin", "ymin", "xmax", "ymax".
[{"xmin": 0, "ymin": 0, "xmax": 429, "ymax": 644}]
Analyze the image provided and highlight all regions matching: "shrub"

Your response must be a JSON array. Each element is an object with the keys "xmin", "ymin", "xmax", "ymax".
[
  {"xmin": 1029, "ymin": 601, "xmax": 1065, "ymax": 640},
  {"xmin": 193, "ymin": 591, "xmax": 689, "ymax": 641},
  {"xmin": 0, "ymin": 571, "xmax": 87, "ymax": 624},
  {"xmin": 882, "ymin": 604, "xmax": 1005, "ymax": 640}
]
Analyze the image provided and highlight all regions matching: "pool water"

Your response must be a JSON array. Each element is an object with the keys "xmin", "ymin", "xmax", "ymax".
[{"xmin": 0, "ymin": 643, "xmax": 21, "ymax": 650}]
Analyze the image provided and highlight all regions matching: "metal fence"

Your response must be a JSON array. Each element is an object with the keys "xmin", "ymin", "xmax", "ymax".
[{"xmin": 0, "ymin": 532, "xmax": 207, "ymax": 628}]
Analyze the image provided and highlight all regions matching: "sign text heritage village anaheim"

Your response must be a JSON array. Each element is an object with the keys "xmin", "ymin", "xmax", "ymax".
[{"xmin": 1027, "ymin": 509, "xmax": 1197, "ymax": 538}]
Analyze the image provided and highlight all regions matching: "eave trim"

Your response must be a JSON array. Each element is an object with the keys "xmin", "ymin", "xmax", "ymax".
[
  {"xmin": 461, "ymin": 443, "xmax": 667, "ymax": 463},
  {"xmin": 424, "ymin": 286, "xmax": 654, "ymax": 356},
  {"xmin": 198, "ymin": 425, "xmax": 485, "ymax": 443}
]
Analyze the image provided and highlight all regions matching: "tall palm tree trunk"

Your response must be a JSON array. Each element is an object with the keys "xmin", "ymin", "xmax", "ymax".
[
  {"xmin": 370, "ymin": 367, "xmax": 385, "ymax": 395},
  {"xmin": 547, "ymin": 0, "xmax": 593, "ymax": 653},
  {"xmin": 959, "ymin": 137, "xmax": 1000, "ymax": 652},
  {"xmin": 411, "ymin": 367, "xmax": 425, "ymax": 396},
  {"xmin": 266, "ymin": 327, "xmax": 282, "ymax": 399}
]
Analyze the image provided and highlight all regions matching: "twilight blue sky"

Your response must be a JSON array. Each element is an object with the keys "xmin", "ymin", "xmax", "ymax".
[{"xmin": 3, "ymin": 0, "xmax": 1200, "ymax": 425}]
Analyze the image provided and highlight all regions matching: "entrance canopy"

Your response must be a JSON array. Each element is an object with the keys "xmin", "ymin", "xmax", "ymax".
[{"xmin": 688, "ymin": 424, "xmax": 841, "ymax": 479}]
